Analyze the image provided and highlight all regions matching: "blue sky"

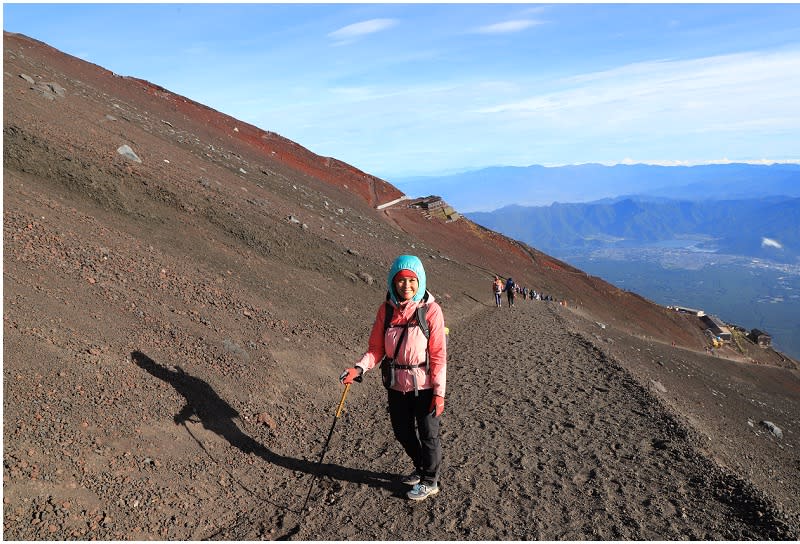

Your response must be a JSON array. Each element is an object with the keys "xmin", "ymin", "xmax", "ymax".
[{"xmin": 4, "ymin": 3, "xmax": 800, "ymax": 179}]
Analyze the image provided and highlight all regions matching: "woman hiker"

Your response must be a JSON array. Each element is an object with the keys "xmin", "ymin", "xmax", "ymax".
[
  {"xmin": 493, "ymin": 275, "xmax": 503, "ymax": 307},
  {"xmin": 340, "ymin": 255, "xmax": 447, "ymax": 501}
]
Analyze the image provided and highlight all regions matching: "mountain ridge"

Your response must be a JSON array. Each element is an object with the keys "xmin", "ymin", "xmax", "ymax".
[
  {"xmin": 469, "ymin": 196, "xmax": 800, "ymax": 261},
  {"xmin": 393, "ymin": 162, "xmax": 800, "ymax": 212}
]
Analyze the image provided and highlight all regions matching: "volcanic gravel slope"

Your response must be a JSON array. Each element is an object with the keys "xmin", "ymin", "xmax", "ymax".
[{"xmin": 3, "ymin": 31, "xmax": 800, "ymax": 540}]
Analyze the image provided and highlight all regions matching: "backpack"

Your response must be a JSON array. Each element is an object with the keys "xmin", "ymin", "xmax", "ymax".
[
  {"xmin": 380, "ymin": 291, "xmax": 431, "ymax": 391},
  {"xmin": 383, "ymin": 290, "xmax": 431, "ymax": 345}
]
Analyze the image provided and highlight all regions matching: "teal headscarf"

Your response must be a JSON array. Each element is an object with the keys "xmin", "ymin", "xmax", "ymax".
[{"xmin": 387, "ymin": 255, "xmax": 427, "ymax": 305}]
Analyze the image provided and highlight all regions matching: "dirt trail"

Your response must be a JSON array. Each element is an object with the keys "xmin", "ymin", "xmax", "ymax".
[{"xmin": 211, "ymin": 301, "xmax": 793, "ymax": 540}]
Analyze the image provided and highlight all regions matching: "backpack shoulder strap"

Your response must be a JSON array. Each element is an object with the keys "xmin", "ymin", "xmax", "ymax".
[
  {"xmin": 383, "ymin": 301, "xmax": 394, "ymax": 333},
  {"xmin": 415, "ymin": 305, "xmax": 430, "ymax": 339},
  {"xmin": 384, "ymin": 290, "xmax": 431, "ymax": 339},
  {"xmin": 417, "ymin": 292, "xmax": 432, "ymax": 373},
  {"xmin": 415, "ymin": 290, "xmax": 431, "ymax": 337}
]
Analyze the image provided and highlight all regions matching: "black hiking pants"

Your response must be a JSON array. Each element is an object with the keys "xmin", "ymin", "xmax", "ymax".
[{"xmin": 388, "ymin": 388, "xmax": 441, "ymax": 485}]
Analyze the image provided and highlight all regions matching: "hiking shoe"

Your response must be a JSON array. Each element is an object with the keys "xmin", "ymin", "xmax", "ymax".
[
  {"xmin": 401, "ymin": 470, "xmax": 421, "ymax": 486},
  {"xmin": 407, "ymin": 482, "xmax": 439, "ymax": 501}
]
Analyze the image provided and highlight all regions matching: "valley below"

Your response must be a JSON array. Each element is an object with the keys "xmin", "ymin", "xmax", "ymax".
[{"xmin": 562, "ymin": 247, "xmax": 800, "ymax": 361}]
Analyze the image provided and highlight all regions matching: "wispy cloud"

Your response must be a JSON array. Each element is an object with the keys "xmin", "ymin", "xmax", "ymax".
[
  {"xmin": 328, "ymin": 18, "xmax": 397, "ymax": 44},
  {"xmin": 247, "ymin": 47, "xmax": 800, "ymax": 174},
  {"xmin": 475, "ymin": 19, "xmax": 542, "ymax": 34},
  {"xmin": 618, "ymin": 158, "xmax": 799, "ymax": 167},
  {"xmin": 762, "ymin": 238, "xmax": 783, "ymax": 249},
  {"xmin": 475, "ymin": 48, "xmax": 800, "ymax": 136}
]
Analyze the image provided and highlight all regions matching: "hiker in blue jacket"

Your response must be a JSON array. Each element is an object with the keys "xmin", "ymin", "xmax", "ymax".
[{"xmin": 503, "ymin": 277, "xmax": 516, "ymax": 308}]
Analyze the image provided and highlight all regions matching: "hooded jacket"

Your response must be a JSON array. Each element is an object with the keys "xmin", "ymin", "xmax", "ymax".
[{"xmin": 355, "ymin": 255, "xmax": 447, "ymax": 397}]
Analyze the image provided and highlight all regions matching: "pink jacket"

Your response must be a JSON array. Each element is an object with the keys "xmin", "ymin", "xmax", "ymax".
[{"xmin": 356, "ymin": 294, "xmax": 447, "ymax": 397}]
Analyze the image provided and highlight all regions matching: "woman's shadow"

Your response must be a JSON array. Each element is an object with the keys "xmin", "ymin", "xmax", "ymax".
[{"xmin": 131, "ymin": 351, "xmax": 402, "ymax": 501}]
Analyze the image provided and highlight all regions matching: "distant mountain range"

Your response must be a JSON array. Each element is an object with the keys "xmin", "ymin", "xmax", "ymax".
[
  {"xmin": 467, "ymin": 197, "xmax": 800, "ymax": 263},
  {"xmin": 392, "ymin": 163, "xmax": 800, "ymax": 212},
  {"xmin": 393, "ymin": 162, "xmax": 800, "ymax": 263},
  {"xmin": 461, "ymin": 171, "xmax": 800, "ymax": 358}
]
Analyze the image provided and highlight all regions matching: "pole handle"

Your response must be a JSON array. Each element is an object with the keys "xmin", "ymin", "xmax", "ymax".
[{"xmin": 335, "ymin": 383, "xmax": 351, "ymax": 418}]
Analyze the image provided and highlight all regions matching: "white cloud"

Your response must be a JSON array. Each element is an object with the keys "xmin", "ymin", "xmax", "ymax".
[
  {"xmin": 477, "ymin": 48, "xmax": 800, "ymax": 129},
  {"xmin": 328, "ymin": 18, "xmax": 397, "ymax": 44},
  {"xmin": 762, "ymin": 238, "xmax": 784, "ymax": 249},
  {"xmin": 618, "ymin": 158, "xmax": 800, "ymax": 167},
  {"xmin": 476, "ymin": 19, "xmax": 542, "ymax": 34},
  {"xmin": 242, "ymin": 43, "xmax": 800, "ymax": 175},
  {"xmin": 463, "ymin": 47, "xmax": 800, "ymax": 170}
]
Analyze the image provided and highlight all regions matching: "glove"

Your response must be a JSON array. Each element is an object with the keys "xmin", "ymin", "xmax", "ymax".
[
  {"xmin": 429, "ymin": 394, "xmax": 445, "ymax": 417},
  {"xmin": 339, "ymin": 367, "xmax": 363, "ymax": 384}
]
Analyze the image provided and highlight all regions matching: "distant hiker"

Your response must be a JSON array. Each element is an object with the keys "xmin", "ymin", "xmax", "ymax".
[
  {"xmin": 503, "ymin": 277, "xmax": 516, "ymax": 307},
  {"xmin": 340, "ymin": 255, "xmax": 447, "ymax": 501},
  {"xmin": 493, "ymin": 276, "xmax": 503, "ymax": 307}
]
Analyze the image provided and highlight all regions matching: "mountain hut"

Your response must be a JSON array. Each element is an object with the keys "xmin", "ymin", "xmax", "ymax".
[
  {"xmin": 701, "ymin": 314, "xmax": 732, "ymax": 342},
  {"xmin": 747, "ymin": 329, "xmax": 772, "ymax": 348}
]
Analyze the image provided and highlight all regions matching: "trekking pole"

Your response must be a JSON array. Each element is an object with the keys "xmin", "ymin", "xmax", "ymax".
[{"xmin": 298, "ymin": 376, "xmax": 360, "ymax": 514}]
